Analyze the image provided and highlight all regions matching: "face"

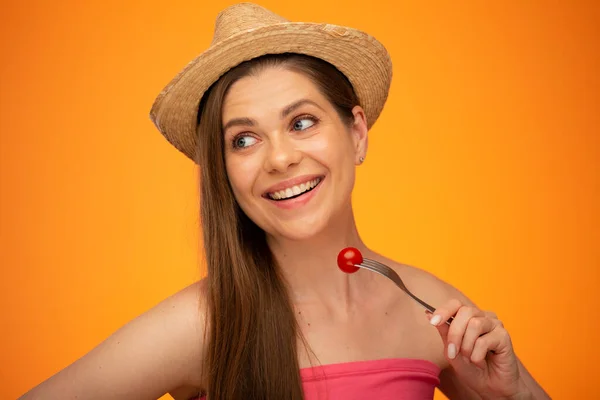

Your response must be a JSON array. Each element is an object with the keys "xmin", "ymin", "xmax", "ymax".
[{"xmin": 222, "ymin": 66, "xmax": 368, "ymax": 241}]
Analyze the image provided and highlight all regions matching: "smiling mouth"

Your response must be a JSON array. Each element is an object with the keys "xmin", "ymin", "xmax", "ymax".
[{"xmin": 266, "ymin": 177, "xmax": 323, "ymax": 201}]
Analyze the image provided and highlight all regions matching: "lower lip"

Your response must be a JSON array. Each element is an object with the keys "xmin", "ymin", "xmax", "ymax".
[{"xmin": 266, "ymin": 178, "xmax": 324, "ymax": 210}]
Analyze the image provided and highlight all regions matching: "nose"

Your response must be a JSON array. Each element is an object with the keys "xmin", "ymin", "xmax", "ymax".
[{"xmin": 263, "ymin": 134, "xmax": 302, "ymax": 173}]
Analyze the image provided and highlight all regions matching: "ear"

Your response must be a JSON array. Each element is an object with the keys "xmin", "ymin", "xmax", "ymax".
[{"xmin": 350, "ymin": 105, "xmax": 368, "ymax": 165}]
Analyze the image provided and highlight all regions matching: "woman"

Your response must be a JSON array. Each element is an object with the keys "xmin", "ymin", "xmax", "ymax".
[{"xmin": 20, "ymin": 3, "xmax": 550, "ymax": 399}]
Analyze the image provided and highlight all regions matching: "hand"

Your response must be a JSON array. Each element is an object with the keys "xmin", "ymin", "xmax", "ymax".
[{"xmin": 426, "ymin": 299, "xmax": 529, "ymax": 399}]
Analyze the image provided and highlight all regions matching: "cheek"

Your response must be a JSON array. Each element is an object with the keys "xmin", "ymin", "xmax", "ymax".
[
  {"xmin": 309, "ymin": 137, "xmax": 353, "ymax": 169},
  {"xmin": 301, "ymin": 133, "xmax": 343, "ymax": 164}
]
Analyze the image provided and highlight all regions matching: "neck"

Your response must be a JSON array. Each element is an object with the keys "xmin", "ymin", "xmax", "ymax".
[{"xmin": 266, "ymin": 208, "xmax": 374, "ymax": 306}]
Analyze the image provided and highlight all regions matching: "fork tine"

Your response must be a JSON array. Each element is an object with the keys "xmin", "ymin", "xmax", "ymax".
[
  {"xmin": 361, "ymin": 258, "xmax": 404, "ymax": 274},
  {"xmin": 361, "ymin": 258, "xmax": 398, "ymax": 273},
  {"xmin": 360, "ymin": 260, "xmax": 407, "ymax": 288},
  {"xmin": 361, "ymin": 260, "xmax": 409, "ymax": 287}
]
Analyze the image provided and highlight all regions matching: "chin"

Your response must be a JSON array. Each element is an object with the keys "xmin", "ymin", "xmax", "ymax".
[
  {"xmin": 277, "ymin": 229, "xmax": 322, "ymax": 242},
  {"xmin": 268, "ymin": 216, "xmax": 330, "ymax": 242}
]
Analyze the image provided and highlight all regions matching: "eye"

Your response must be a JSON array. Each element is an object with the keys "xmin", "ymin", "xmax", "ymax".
[
  {"xmin": 232, "ymin": 134, "xmax": 258, "ymax": 149},
  {"xmin": 292, "ymin": 116, "xmax": 317, "ymax": 131}
]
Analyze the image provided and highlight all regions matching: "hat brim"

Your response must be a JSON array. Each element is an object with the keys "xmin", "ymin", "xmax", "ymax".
[{"xmin": 150, "ymin": 22, "xmax": 392, "ymax": 163}]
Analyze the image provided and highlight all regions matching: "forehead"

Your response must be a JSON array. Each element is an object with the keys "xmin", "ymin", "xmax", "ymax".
[{"xmin": 222, "ymin": 67, "xmax": 328, "ymax": 121}]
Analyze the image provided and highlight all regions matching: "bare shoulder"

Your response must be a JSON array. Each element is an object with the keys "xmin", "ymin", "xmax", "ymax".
[
  {"xmin": 378, "ymin": 255, "xmax": 476, "ymax": 309},
  {"xmin": 19, "ymin": 279, "xmax": 208, "ymax": 400}
]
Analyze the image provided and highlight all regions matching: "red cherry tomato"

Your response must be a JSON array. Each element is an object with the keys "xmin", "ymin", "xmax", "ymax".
[{"xmin": 337, "ymin": 247, "xmax": 363, "ymax": 274}]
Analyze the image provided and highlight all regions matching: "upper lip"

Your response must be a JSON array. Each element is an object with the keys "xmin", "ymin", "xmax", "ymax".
[{"xmin": 263, "ymin": 174, "xmax": 323, "ymax": 196}]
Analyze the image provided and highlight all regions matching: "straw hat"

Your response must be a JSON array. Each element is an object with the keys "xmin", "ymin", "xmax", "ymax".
[{"xmin": 150, "ymin": 2, "xmax": 393, "ymax": 162}]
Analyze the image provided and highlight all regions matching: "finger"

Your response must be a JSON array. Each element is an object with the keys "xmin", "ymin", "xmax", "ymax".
[
  {"xmin": 484, "ymin": 310, "xmax": 498, "ymax": 320},
  {"xmin": 460, "ymin": 316, "xmax": 498, "ymax": 359},
  {"xmin": 445, "ymin": 306, "xmax": 485, "ymax": 360},
  {"xmin": 470, "ymin": 325, "xmax": 512, "ymax": 369},
  {"xmin": 470, "ymin": 329, "xmax": 500, "ymax": 369},
  {"xmin": 429, "ymin": 298, "xmax": 463, "ymax": 327}
]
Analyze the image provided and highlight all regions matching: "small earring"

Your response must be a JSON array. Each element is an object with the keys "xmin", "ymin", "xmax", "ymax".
[{"xmin": 359, "ymin": 156, "xmax": 365, "ymax": 164}]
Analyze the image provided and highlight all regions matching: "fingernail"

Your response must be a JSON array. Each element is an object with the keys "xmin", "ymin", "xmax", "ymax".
[
  {"xmin": 430, "ymin": 314, "xmax": 442, "ymax": 326},
  {"xmin": 448, "ymin": 343, "xmax": 457, "ymax": 359}
]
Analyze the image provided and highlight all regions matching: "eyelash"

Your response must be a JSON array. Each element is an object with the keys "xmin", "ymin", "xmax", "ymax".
[
  {"xmin": 231, "ymin": 133, "xmax": 256, "ymax": 150},
  {"xmin": 230, "ymin": 114, "xmax": 320, "ymax": 150},
  {"xmin": 292, "ymin": 114, "xmax": 319, "ymax": 130}
]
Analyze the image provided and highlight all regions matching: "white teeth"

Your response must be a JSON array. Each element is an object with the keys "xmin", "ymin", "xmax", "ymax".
[{"xmin": 268, "ymin": 177, "xmax": 322, "ymax": 200}]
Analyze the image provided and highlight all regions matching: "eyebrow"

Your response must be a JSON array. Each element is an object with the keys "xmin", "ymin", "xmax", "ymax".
[
  {"xmin": 280, "ymin": 99, "xmax": 325, "ymax": 118},
  {"xmin": 222, "ymin": 99, "xmax": 325, "ymax": 132},
  {"xmin": 222, "ymin": 117, "xmax": 255, "ymax": 132}
]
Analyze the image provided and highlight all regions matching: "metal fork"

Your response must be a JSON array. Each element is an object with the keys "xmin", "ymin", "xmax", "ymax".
[{"xmin": 357, "ymin": 258, "xmax": 453, "ymax": 325}]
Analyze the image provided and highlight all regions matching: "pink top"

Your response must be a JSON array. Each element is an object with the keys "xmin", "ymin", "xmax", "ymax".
[{"xmin": 197, "ymin": 358, "xmax": 441, "ymax": 399}]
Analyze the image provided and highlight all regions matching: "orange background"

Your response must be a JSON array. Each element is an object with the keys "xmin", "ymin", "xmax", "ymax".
[{"xmin": 1, "ymin": 1, "xmax": 598, "ymax": 398}]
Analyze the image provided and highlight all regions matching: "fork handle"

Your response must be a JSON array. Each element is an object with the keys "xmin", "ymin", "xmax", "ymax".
[{"xmin": 405, "ymin": 291, "xmax": 453, "ymax": 326}]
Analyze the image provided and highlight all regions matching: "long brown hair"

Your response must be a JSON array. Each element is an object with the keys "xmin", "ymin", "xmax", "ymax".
[{"xmin": 197, "ymin": 53, "xmax": 359, "ymax": 399}]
